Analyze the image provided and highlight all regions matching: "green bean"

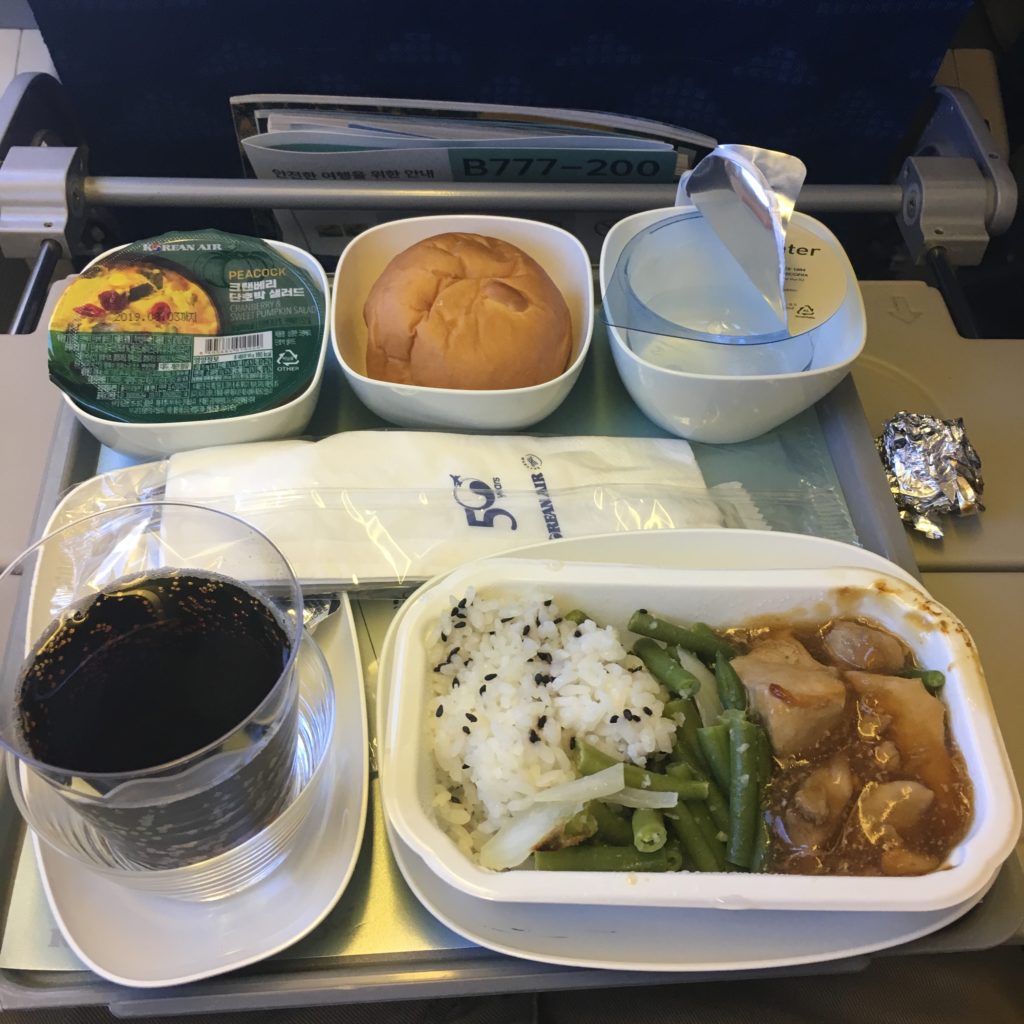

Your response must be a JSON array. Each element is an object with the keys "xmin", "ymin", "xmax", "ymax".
[
  {"xmin": 588, "ymin": 800, "xmax": 633, "ymax": 846},
  {"xmin": 631, "ymin": 807, "xmax": 667, "ymax": 853},
  {"xmin": 666, "ymin": 695, "xmax": 709, "ymax": 770},
  {"xmin": 633, "ymin": 638, "xmax": 701, "ymax": 698},
  {"xmin": 696, "ymin": 725, "xmax": 731, "ymax": 793},
  {"xmin": 665, "ymin": 763, "xmax": 728, "ymax": 870},
  {"xmin": 664, "ymin": 802, "xmax": 722, "ymax": 872},
  {"xmin": 750, "ymin": 813, "xmax": 771, "ymax": 873},
  {"xmin": 663, "ymin": 698, "xmax": 689, "ymax": 720},
  {"xmin": 573, "ymin": 742, "xmax": 708, "ymax": 800},
  {"xmin": 564, "ymin": 609, "xmax": 590, "ymax": 626},
  {"xmin": 628, "ymin": 611, "xmax": 735, "ymax": 662},
  {"xmin": 899, "ymin": 667, "xmax": 946, "ymax": 692},
  {"xmin": 533, "ymin": 842, "xmax": 682, "ymax": 872},
  {"xmin": 714, "ymin": 649, "xmax": 748, "ymax": 712},
  {"xmin": 726, "ymin": 717, "xmax": 760, "ymax": 868},
  {"xmin": 755, "ymin": 724, "xmax": 773, "ymax": 788},
  {"xmin": 562, "ymin": 807, "xmax": 598, "ymax": 844},
  {"xmin": 667, "ymin": 753, "xmax": 731, "ymax": 835}
]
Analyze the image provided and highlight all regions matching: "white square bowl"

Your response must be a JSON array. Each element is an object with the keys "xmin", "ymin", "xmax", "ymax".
[
  {"xmin": 62, "ymin": 241, "xmax": 330, "ymax": 458},
  {"xmin": 331, "ymin": 215, "xmax": 594, "ymax": 431},
  {"xmin": 380, "ymin": 558, "xmax": 1021, "ymax": 912},
  {"xmin": 599, "ymin": 208, "xmax": 866, "ymax": 444}
]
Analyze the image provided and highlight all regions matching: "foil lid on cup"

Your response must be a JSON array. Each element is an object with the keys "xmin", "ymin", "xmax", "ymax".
[
  {"xmin": 682, "ymin": 144, "xmax": 807, "ymax": 328},
  {"xmin": 876, "ymin": 411, "xmax": 985, "ymax": 541}
]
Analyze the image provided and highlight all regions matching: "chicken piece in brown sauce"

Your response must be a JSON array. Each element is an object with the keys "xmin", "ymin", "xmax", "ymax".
[{"xmin": 731, "ymin": 633, "xmax": 846, "ymax": 758}]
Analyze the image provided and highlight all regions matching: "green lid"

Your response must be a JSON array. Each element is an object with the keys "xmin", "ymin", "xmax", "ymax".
[{"xmin": 49, "ymin": 229, "xmax": 325, "ymax": 423}]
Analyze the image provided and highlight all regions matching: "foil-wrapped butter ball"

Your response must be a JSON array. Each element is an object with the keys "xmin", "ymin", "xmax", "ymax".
[{"xmin": 876, "ymin": 412, "xmax": 984, "ymax": 540}]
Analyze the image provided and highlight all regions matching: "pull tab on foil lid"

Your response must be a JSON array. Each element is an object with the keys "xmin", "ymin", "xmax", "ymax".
[{"xmin": 682, "ymin": 144, "xmax": 807, "ymax": 328}]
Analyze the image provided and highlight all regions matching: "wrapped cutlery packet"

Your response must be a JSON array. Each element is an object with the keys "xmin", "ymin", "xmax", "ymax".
[{"xmin": 53, "ymin": 432, "xmax": 772, "ymax": 588}]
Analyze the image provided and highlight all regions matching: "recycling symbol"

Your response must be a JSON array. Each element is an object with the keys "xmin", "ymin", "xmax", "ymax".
[
  {"xmin": 277, "ymin": 349, "xmax": 299, "ymax": 367},
  {"xmin": 795, "ymin": 305, "xmax": 815, "ymax": 317}
]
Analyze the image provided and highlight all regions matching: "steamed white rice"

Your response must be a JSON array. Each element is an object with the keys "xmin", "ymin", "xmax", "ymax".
[{"xmin": 427, "ymin": 588, "xmax": 676, "ymax": 859}]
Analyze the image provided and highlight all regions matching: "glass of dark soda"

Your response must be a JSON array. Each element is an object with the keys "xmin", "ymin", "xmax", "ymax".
[{"xmin": 0, "ymin": 502, "xmax": 304, "ymax": 872}]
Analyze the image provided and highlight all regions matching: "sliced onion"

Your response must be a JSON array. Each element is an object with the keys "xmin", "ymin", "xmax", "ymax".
[
  {"xmin": 532, "ymin": 764, "xmax": 625, "ymax": 804},
  {"xmin": 676, "ymin": 646, "xmax": 722, "ymax": 725},
  {"xmin": 604, "ymin": 787, "xmax": 678, "ymax": 809},
  {"xmin": 479, "ymin": 800, "xmax": 580, "ymax": 870}
]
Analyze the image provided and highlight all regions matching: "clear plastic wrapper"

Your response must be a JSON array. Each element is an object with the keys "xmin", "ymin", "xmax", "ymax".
[{"xmin": 51, "ymin": 426, "xmax": 859, "ymax": 590}]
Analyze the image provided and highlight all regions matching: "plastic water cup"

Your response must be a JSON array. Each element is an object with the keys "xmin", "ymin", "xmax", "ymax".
[{"xmin": 602, "ymin": 211, "xmax": 816, "ymax": 376}]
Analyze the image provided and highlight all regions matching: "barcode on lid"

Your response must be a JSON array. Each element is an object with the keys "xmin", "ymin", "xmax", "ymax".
[{"xmin": 193, "ymin": 331, "xmax": 272, "ymax": 357}]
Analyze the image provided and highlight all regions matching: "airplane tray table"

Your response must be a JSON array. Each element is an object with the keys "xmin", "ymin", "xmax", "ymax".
[{"xmin": 0, "ymin": 310, "xmax": 1021, "ymax": 1014}]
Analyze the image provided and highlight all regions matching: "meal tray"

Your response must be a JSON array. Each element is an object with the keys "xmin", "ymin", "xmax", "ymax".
[{"xmin": 0, "ymin": 294, "xmax": 1020, "ymax": 1013}]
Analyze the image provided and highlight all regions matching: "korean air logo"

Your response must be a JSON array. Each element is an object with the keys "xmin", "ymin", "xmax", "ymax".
[{"xmin": 450, "ymin": 474, "xmax": 517, "ymax": 530}]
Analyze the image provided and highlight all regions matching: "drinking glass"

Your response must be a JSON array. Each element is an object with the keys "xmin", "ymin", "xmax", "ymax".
[{"xmin": 0, "ymin": 502, "xmax": 304, "ymax": 871}]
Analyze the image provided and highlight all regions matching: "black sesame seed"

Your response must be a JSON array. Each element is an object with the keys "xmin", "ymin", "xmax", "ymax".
[
  {"xmin": 433, "ymin": 663, "xmax": 445, "ymax": 673},
  {"xmin": 537, "ymin": 652, "xmax": 553, "ymax": 663},
  {"xmin": 528, "ymin": 729, "xmax": 540, "ymax": 743},
  {"xmin": 534, "ymin": 672, "xmax": 544, "ymax": 684},
  {"xmin": 569, "ymin": 736, "xmax": 576, "ymax": 750},
  {"xmin": 543, "ymin": 599, "xmax": 553, "ymax": 607},
  {"xmin": 488, "ymin": 630, "xmax": 496, "ymax": 635},
  {"xmin": 537, "ymin": 715, "xmax": 547, "ymax": 729},
  {"xmin": 553, "ymin": 617, "xmax": 563, "ymax": 625},
  {"xmin": 479, "ymin": 685, "xmax": 487, "ymax": 695},
  {"xmin": 638, "ymin": 608, "xmax": 648, "ymax": 615},
  {"xmin": 462, "ymin": 725, "xmax": 471, "ymax": 735},
  {"xmin": 466, "ymin": 713, "xmax": 477, "ymax": 723},
  {"xmin": 454, "ymin": 621, "xmax": 467, "ymax": 629},
  {"xmin": 622, "ymin": 709, "xmax": 632, "ymax": 721},
  {"xmin": 609, "ymin": 714, "xmax": 619, "ymax": 724},
  {"xmin": 484, "ymin": 673, "xmax": 497, "ymax": 681},
  {"xmin": 452, "ymin": 678, "xmax": 460, "ymax": 688},
  {"xmin": 522, "ymin": 624, "xmax": 531, "ymax": 636},
  {"xmin": 451, "ymin": 796, "xmax": 461, "ymax": 804},
  {"xmin": 435, "ymin": 705, "xmax": 444, "ymax": 718},
  {"xmin": 451, "ymin": 607, "xmax": 459, "ymax": 617},
  {"xmin": 574, "ymin": 629, "xmax": 582, "ymax": 638},
  {"xmin": 440, "ymin": 632, "xmax": 448, "ymax": 643},
  {"xmin": 643, "ymin": 706, "xmax": 653, "ymax": 716},
  {"xmin": 535, "ymin": 616, "xmax": 541, "ymax": 628},
  {"xmin": 462, "ymin": 764, "xmax": 469, "ymax": 770},
  {"xmin": 458, "ymin": 597, "xmax": 467, "ymax": 608},
  {"xmin": 500, "ymin": 617, "xmax": 514, "ymax": 623}
]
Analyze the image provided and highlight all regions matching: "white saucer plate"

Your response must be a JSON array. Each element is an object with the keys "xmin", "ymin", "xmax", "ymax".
[
  {"xmin": 378, "ymin": 529, "xmax": 995, "ymax": 971},
  {"xmin": 33, "ymin": 600, "xmax": 368, "ymax": 988}
]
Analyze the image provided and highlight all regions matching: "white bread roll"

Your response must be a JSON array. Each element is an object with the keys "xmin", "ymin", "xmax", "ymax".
[{"xmin": 363, "ymin": 232, "xmax": 572, "ymax": 389}]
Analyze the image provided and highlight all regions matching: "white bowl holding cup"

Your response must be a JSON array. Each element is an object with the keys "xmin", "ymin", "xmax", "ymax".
[{"xmin": 599, "ymin": 208, "xmax": 866, "ymax": 444}]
